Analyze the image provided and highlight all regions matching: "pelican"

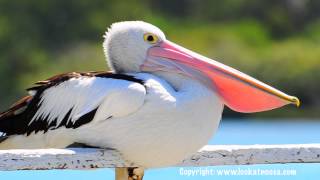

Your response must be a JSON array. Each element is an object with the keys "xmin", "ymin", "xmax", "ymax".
[{"xmin": 0, "ymin": 21, "xmax": 299, "ymax": 179}]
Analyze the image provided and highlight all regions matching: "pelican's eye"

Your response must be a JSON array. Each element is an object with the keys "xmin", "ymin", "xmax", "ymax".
[{"xmin": 143, "ymin": 33, "xmax": 159, "ymax": 44}]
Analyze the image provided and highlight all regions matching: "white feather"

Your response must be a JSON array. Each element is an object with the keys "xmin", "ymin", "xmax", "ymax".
[{"xmin": 30, "ymin": 76, "xmax": 146, "ymax": 127}]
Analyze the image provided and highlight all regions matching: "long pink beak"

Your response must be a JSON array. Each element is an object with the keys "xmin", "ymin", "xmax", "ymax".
[{"xmin": 141, "ymin": 40, "xmax": 300, "ymax": 113}]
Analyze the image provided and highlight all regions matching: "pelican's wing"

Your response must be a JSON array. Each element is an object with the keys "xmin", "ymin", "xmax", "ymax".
[{"xmin": 0, "ymin": 72, "xmax": 146, "ymax": 136}]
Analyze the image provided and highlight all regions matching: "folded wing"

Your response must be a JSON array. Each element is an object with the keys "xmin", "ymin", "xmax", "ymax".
[{"xmin": 0, "ymin": 72, "xmax": 146, "ymax": 137}]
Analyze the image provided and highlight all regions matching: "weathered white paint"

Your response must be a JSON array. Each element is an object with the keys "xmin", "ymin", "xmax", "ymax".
[
  {"xmin": 0, "ymin": 148, "xmax": 135, "ymax": 170},
  {"xmin": 0, "ymin": 144, "xmax": 319, "ymax": 170},
  {"xmin": 180, "ymin": 144, "xmax": 320, "ymax": 166}
]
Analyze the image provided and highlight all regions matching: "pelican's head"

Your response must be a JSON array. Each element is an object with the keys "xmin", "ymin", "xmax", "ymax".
[
  {"xmin": 103, "ymin": 21, "xmax": 300, "ymax": 113},
  {"xmin": 104, "ymin": 21, "xmax": 165, "ymax": 73}
]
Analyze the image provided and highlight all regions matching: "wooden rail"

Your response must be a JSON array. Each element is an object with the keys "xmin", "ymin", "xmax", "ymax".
[{"xmin": 0, "ymin": 144, "xmax": 319, "ymax": 170}]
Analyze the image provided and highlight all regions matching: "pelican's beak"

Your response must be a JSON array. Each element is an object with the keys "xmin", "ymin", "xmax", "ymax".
[{"xmin": 141, "ymin": 40, "xmax": 300, "ymax": 113}]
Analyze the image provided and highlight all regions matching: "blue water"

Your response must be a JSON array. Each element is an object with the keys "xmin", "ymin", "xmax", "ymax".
[{"xmin": 1, "ymin": 119, "xmax": 319, "ymax": 180}]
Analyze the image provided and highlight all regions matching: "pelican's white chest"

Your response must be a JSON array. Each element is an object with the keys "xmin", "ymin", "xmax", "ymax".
[{"xmin": 78, "ymin": 73, "xmax": 224, "ymax": 168}]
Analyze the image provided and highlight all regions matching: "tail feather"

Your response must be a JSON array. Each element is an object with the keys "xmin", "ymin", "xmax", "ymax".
[{"xmin": 0, "ymin": 96, "xmax": 33, "ymax": 136}]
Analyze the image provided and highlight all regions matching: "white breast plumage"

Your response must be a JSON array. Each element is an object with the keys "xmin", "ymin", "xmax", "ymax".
[{"xmin": 71, "ymin": 73, "xmax": 223, "ymax": 167}]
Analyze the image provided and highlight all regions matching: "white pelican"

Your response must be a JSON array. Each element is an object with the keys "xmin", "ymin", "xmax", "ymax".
[{"xmin": 0, "ymin": 21, "xmax": 299, "ymax": 179}]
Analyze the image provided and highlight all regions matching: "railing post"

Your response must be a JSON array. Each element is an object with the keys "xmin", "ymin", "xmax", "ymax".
[
  {"xmin": 115, "ymin": 168, "xmax": 128, "ymax": 180},
  {"xmin": 115, "ymin": 167, "xmax": 144, "ymax": 180}
]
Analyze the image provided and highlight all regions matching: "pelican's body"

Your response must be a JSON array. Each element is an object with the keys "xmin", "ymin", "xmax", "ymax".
[
  {"xmin": 0, "ymin": 21, "xmax": 299, "ymax": 174},
  {"xmin": 79, "ymin": 73, "xmax": 222, "ymax": 167},
  {"xmin": 0, "ymin": 73, "xmax": 222, "ymax": 167}
]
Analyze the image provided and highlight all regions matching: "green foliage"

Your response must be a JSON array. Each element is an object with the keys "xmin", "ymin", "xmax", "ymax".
[{"xmin": 0, "ymin": 0, "xmax": 319, "ymax": 118}]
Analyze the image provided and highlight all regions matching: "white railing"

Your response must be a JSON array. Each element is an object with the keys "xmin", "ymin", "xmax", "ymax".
[{"xmin": 0, "ymin": 144, "xmax": 319, "ymax": 178}]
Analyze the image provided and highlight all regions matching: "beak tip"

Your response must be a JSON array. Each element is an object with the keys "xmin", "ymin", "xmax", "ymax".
[{"xmin": 291, "ymin": 96, "xmax": 300, "ymax": 107}]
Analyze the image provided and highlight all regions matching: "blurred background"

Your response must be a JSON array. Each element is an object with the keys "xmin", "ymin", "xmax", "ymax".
[
  {"xmin": 1, "ymin": 0, "xmax": 319, "ymax": 118},
  {"xmin": 0, "ymin": 1, "xmax": 319, "ymax": 180}
]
